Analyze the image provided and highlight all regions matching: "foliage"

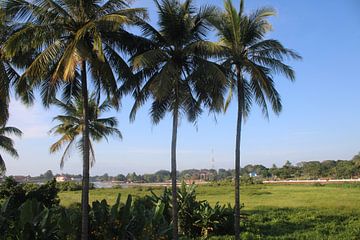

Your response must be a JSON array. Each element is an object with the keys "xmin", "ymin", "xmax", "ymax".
[
  {"xmin": 0, "ymin": 177, "xmax": 59, "ymax": 208},
  {"xmin": 176, "ymin": 182, "xmax": 235, "ymax": 238},
  {"xmin": 0, "ymin": 8, "xmax": 22, "ymax": 126},
  {"xmin": 3, "ymin": 0, "xmax": 148, "ymax": 237},
  {"xmin": 0, "ymin": 179, "xmax": 238, "ymax": 239},
  {"xmin": 210, "ymin": 1, "xmax": 301, "ymax": 237},
  {"xmin": 0, "ymin": 125, "xmax": 22, "ymax": 174},
  {"xmin": 128, "ymin": 1, "xmax": 227, "ymax": 238},
  {"xmin": 49, "ymin": 96, "xmax": 122, "ymax": 169},
  {"xmin": 177, "ymin": 183, "xmax": 203, "ymax": 237},
  {"xmin": 56, "ymin": 181, "xmax": 95, "ymax": 192},
  {"xmin": 3, "ymin": 176, "xmax": 360, "ymax": 239},
  {"xmin": 242, "ymin": 155, "xmax": 360, "ymax": 180}
]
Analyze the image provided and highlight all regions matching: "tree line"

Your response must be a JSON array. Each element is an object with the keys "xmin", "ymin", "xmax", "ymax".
[
  {"xmin": 0, "ymin": 0, "xmax": 300, "ymax": 239},
  {"xmin": 31, "ymin": 153, "xmax": 360, "ymax": 185},
  {"xmin": 242, "ymin": 153, "xmax": 360, "ymax": 180}
]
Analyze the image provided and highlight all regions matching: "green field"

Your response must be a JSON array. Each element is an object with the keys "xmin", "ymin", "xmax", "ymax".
[
  {"xmin": 59, "ymin": 183, "xmax": 360, "ymax": 210},
  {"xmin": 59, "ymin": 183, "xmax": 360, "ymax": 239}
]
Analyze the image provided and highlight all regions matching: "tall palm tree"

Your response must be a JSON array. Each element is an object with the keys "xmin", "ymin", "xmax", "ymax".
[
  {"xmin": 49, "ymin": 96, "xmax": 122, "ymax": 169},
  {"xmin": 210, "ymin": 1, "xmax": 301, "ymax": 239},
  {"xmin": 3, "ymin": 1, "xmax": 146, "ymax": 238},
  {"xmin": 129, "ymin": 0, "xmax": 226, "ymax": 238},
  {"xmin": 0, "ymin": 124, "xmax": 22, "ymax": 175}
]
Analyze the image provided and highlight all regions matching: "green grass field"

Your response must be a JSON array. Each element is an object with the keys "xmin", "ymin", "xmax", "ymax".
[
  {"xmin": 59, "ymin": 183, "xmax": 360, "ymax": 239},
  {"xmin": 59, "ymin": 183, "xmax": 360, "ymax": 211}
]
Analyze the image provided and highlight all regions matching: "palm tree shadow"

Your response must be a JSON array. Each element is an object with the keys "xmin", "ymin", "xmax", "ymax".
[{"xmin": 245, "ymin": 208, "xmax": 357, "ymax": 238}]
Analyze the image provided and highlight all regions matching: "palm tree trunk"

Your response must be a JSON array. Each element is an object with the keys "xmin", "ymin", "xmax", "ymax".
[
  {"xmin": 171, "ymin": 108, "xmax": 179, "ymax": 240},
  {"xmin": 80, "ymin": 60, "xmax": 90, "ymax": 240},
  {"xmin": 235, "ymin": 68, "xmax": 243, "ymax": 240}
]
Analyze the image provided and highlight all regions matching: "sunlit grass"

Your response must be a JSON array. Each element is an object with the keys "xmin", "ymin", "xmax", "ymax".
[{"xmin": 59, "ymin": 183, "xmax": 360, "ymax": 213}]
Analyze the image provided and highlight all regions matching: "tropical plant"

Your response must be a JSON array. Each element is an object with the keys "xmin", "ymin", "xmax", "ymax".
[
  {"xmin": 129, "ymin": 1, "xmax": 226, "ymax": 238},
  {"xmin": 210, "ymin": 0, "xmax": 301, "ymax": 238},
  {"xmin": 177, "ymin": 182, "xmax": 202, "ymax": 237},
  {"xmin": 0, "ymin": 124, "xmax": 22, "ymax": 174},
  {"xmin": 3, "ymin": 1, "xmax": 146, "ymax": 238},
  {"xmin": 49, "ymin": 96, "xmax": 122, "ymax": 169}
]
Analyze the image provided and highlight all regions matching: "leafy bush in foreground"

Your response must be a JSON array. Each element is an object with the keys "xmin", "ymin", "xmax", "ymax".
[
  {"xmin": 0, "ymin": 177, "xmax": 59, "ymax": 208},
  {"xmin": 0, "ymin": 179, "xmax": 237, "ymax": 239}
]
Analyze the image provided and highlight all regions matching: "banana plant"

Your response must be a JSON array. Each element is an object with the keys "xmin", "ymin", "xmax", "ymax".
[{"xmin": 194, "ymin": 202, "xmax": 222, "ymax": 239}]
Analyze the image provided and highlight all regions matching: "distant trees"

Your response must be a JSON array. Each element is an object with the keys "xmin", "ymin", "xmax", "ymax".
[
  {"xmin": 42, "ymin": 170, "xmax": 54, "ymax": 180},
  {"xmin": 115, "ymin": 174, "xmax": 126, "ymax": 182},
  {"xmin": 242, "ymin": 155, "xmax": 360, "ymax": 180}
]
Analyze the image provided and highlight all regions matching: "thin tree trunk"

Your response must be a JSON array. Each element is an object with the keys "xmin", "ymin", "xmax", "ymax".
[
  {"xmin": 234, "ymin": 68, "xmax": 243, "ymax": 240},
  {"xmin": 80, "ymin": 61, "xmax": 90, "ymax": 240},
  {"xmin": 171, "ymin": 108, "xmax": 179, "ymax": 240}
]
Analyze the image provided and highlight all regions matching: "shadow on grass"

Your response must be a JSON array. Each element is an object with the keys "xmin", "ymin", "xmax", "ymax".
[{"xmin": 243, "ymin": 208, "xmax": 360, "ymax": 239}]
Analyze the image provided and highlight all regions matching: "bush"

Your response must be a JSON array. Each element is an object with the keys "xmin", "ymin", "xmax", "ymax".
[
  {"xmin": 176, "ymin": 182, "xmax": 235, "ymax": 238},
  {"xmin": 56, "ymin": 181, "xmax": 82, "ymax": 191},
  {"xmin": 56, "ymin": 181, "xmax": 95, "ymax": 191},
  {"xmin": 0, "ymin": 177, "xmax": 59, "ymax": 208},
  {"xmin": 0, "ymin": 180, "xmax": 241, "ymax": 239}
]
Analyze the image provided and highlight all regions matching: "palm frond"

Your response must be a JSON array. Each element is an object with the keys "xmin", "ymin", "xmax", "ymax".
[
  {"xmin": 59, "ymin": 137, "xmax": 76, "ymax": 169},
  {"xmin": 0, "ymin": 154, "xmax": 6, "ymax": 175}
]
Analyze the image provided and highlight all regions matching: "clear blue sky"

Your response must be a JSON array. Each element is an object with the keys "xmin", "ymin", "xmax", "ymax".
[{"xmin": 5, "ymin": 0, "xmax": 360, "ymax": 176}]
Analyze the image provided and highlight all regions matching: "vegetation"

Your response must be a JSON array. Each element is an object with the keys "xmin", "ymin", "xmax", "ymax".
[
  {"xmin": 0, "ymin": 0, "xmax": 302, "ymax": 238},
  {"xmin": 240, "ymin": 154, "xmax": 360, "ymax": 180},
  {"xmin": 0, "ymin": 178, "xmax": 236, "ymax": 239},
  {"xmin": 16, "ymin": 153, "xmax": 360, "ymax": 187},
  {"xmin": 209, "ymin": 0, "xmax": 301, "ymax": 238},
  {"xmin": 57, "ymin": 181, "xmax": 94, "ymax": 192},
  {"xmin": 49, "ymin": 96, "xmax": 122, "ymax": 169},
  {"xmin": 0, "ymin": 124, "xmax": 22, "ymax": 174},
  {"xmin": 57, "ymin": 182, "xmax": 360, "ymax": 239},
  {"xmin": 3, "ymin": 177, "xmax": 360, "ymax": 239},
  {"xmin": 0, "ymin": 9, "xmax": 17, "ymax": 125},
  {"xmin": 129, "ymin": 1, "xmax": 226, "ymax": 238},
  {"xmin": 2, "ymin": 0, "xmax": 146, "ymax": 238}
]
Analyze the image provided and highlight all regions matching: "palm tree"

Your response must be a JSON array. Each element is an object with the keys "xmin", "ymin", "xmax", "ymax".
[
  {"xmin": 210, "ymin": 1, "xmax": 301, "ymax": 238},
  {"xmin": 49, "ymin": 96, "xmax": 122, "ymax": 170},
  {"xmin": 3, "ymin": 1, "xmax": 146, "ymax": 238},
  {"xmin": 0, "ymin": 124, "xmax": 22, "ymax": 174},
  {"xmin": 129, "ymin": 1, "xmax": 226, "ymax": 238},
  {"xmin": 0, "ymin": 9, "xmax": 20, "ymax": 125}
]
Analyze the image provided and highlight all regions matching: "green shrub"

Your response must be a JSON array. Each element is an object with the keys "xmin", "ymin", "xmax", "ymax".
[
  {"xmin": 0, "ymin": 177, "xmax": 59, "ymax": 208},
  {"xmin": 0, "ymin": 181, "xmax": 240, "ymax": 239},
  {"xmin": 56, "ymin": 181, "xmax": 95, "ymax": 191}
]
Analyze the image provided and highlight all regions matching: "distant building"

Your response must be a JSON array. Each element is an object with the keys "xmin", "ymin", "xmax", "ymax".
[
  {"xmin": 249, "ymin": 172, "xmax": 257, "ymax": 177},
  {"xmin": 199, "ymin": 170, "xmax": 216, "ymax": 181},
  {"xmin": 13, "ymin": 175, "xmax": 29, "ymax": 182},
  {"xmin": 56, "ymin": 175, "xmax": 68, "ymax": 182}
]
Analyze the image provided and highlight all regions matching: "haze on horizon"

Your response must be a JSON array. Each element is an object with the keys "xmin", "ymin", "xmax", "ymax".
[{"xmin": 4, "ymin": 0, "xmax": 360, "ymax": 176}]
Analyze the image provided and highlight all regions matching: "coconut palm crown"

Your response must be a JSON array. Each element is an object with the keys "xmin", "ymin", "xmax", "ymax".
[
  {"xmin": 49, "ymin": 96, "xmax": 122, "ymax": 169},
  {"xmin": 3, "ymin": 0, "xmax": 148, "ymax": 106},
  {"xmin": 210, "ymin": 0, "xmax": 301, "ymax": 239}
]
